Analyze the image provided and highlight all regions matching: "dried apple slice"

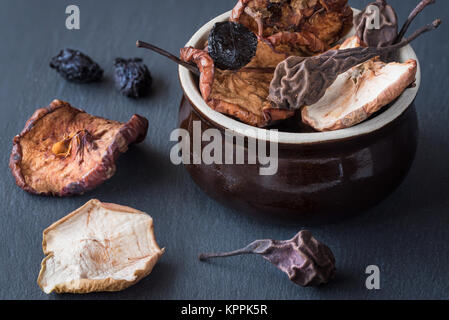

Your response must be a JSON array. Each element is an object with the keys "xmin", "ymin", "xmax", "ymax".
[
  {"xmin": 181, "ymin": 45, "xmax": 294, "ymax": 127},
  {"xmin": 37, "ymin": 199, "xmax": 164, "ymax": 294},
  {"xmin": 10, "ymin": 100, "xmax": 148, "ymax": 196},
  {"xmin": 230, "ymin": 0, "xmax": 353, "ymax": 55},
  {"xmin": 301, "ymin": 58, "xmax": 417, "ymax": 131}
]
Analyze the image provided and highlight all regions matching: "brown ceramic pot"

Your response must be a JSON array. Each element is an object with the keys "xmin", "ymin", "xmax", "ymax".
[{"xmin": 178, "ymin": 11, "xmax": 421, "ymax": 224}]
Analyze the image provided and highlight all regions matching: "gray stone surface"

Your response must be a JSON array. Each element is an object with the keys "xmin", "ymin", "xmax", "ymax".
[{"xmin": 0, "ymin": 0, "xmax": 448, "ymax": 300}]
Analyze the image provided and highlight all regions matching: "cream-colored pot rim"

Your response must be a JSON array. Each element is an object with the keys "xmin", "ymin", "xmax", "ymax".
[{"xmin": 179, "ymin": 9, "xmax": 421, "ymax": 144}]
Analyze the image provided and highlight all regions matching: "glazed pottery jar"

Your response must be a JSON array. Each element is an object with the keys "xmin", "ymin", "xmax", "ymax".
[{"xmin": 178, "ymin": 10, "xmax": 420, "ymax": 224}]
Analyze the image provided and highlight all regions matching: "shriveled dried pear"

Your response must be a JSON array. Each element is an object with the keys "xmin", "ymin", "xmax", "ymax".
[{"xmin": 37, "ymin": 199, "xmax": 164, "ymax": 294}]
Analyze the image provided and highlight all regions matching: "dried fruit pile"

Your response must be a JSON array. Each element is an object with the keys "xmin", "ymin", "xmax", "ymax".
[
  {"xmin": 269, "ymin": 0, "xmax": 440, "ymax": 131},
  {"xmin": 173, "ymin": 0, "xmax": 440, "ymax": 131},
  {"xmin": 354, "ymin": 0, "xmax": 398, "ymax": 48},
  {"xmin": 180, "ymin": 43, "xmax": 294, "ymax": 127}
]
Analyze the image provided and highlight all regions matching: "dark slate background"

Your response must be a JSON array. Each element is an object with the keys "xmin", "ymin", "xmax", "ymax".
[{"xmin": 0, "ymin": 0, "xmax": 447, "ymax": 300}]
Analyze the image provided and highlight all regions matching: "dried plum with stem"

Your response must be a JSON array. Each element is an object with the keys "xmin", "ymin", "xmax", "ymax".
[
  {"xmin": 208, "ymin": 21, "xmax": 258, "ymax": 70},
  {"xmin": 114, "ymin": 58, "xmax": 152, "ymax": 98},
  {"xmin": 199, "ymin": 230, "xmax": 336, "ymax": 287},
  {"xmin": 50, "ymin": 49, "xmax": 103, "ymax": 83}
]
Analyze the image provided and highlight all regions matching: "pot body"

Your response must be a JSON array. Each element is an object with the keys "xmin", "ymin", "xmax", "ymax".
[{"xmin": 179, "ymin": 96, "xmax": 418, "ymax": 225}]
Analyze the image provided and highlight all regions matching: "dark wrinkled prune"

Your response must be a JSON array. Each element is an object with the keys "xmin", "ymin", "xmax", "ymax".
[
  {"xmin": 50, "ymin": 49, "xmax": 103, "ymax": 83},
  {"xmin": 113, "ymin": 58, "xmax": 153, "ymax": 98},
  {"xmin": 208, "ymin": 21, "xmax": 258, "ymax": 70}
]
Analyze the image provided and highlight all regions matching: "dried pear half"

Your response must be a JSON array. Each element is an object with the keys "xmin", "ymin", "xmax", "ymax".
[
  {"xmin": 37, "ymin": 199, "xmax": 164, "ymax": 294},
  {"xmin": 10, "ymin": 100, "xmax": 149, "ymax": 196}
]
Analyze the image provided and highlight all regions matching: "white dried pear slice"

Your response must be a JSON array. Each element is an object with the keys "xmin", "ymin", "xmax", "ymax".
[
  {"xmin": 37, "ymin": 199, "xmax": 164, "ymax": 294},
  {"xmin": 302, "ymin": 36, "xmax": 417, "ymax": 132},
  {"xmin": 302, "ymin": 59, "xmax": 417, "ymax": 131}
]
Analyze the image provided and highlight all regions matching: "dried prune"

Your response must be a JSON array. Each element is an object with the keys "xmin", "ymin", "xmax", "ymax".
[
  {"xmin": 114, "ymin": 58, "xmax": 152, "ymax": 98},
  {"xmin": 208, "ymin": 21, "xmax": 258, "ymax": 70},
  {"xmin": 50, "ymin": 49, "xmax": 103, "ymax": 83}
]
